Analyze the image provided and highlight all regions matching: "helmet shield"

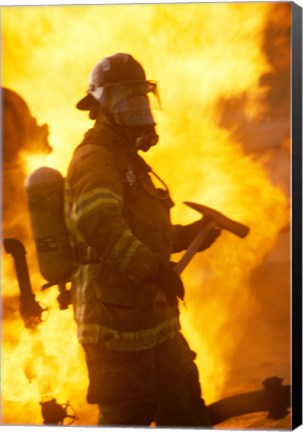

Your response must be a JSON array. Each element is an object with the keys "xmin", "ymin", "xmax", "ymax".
[{"xmin": 91, "ymin": 80, "xmax": 160, "ymax": 127}]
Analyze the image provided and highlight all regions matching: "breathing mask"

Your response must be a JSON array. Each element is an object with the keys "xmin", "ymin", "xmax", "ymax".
[{"xmin": 76, "ymin": 53, "xmax": 160, "ymax": 151}]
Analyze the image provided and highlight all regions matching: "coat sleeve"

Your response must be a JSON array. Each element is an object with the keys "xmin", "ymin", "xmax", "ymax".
[{"xmin": 67, "ymin": 144, "xmax": 160, "ymax": 283}]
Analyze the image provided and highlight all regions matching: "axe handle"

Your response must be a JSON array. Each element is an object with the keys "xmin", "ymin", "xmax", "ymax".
[{"xmin": 174, "ymin": 221, "xmax": 217, "ymax": 275}]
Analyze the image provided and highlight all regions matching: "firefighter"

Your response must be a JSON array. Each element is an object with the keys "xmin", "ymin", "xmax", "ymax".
[{"xmin": 64, "ymin": 52, "xmax": 221, "ymax": 426}]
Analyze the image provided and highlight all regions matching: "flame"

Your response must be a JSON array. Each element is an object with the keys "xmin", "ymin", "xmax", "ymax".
[{"xmin": 2, "ymin": 3, "xmax": 291, "ymax": 427}]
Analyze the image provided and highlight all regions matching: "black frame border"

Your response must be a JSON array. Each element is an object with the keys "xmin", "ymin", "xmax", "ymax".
[{"xmin": 291, "ymin": 1, "xmax": 303, "ymax": 429}]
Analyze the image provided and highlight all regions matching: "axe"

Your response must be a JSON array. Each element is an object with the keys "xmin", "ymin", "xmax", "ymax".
[{"xmin": 174, "ymin": 202, "xmax": 250, "ymax": 275}]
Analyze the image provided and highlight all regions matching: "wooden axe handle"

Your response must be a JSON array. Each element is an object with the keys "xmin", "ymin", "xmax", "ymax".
[
  {"xmin": 184, "ymin": 201, "xmax": 249, "ymax": 238},
  {"xmin": 174, "ymin": 202, "xmax": 250, "ymax": 275},
  {"xmin": 174, "ymin": 221, "xmax": 217, "ymax": 275}
]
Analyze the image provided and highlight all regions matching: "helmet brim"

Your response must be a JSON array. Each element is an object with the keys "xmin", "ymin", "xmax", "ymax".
[{"xmin": 76, "ymin": 93, "xmax": 95, "ymax": 110}]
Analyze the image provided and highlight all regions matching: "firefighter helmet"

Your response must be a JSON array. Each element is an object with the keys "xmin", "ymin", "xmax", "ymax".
[{"xmin": 76, "ymin": 53, "xmax": 160, "ymax": 127}]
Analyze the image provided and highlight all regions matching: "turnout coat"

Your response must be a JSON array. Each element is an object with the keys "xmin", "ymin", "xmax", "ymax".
[{"xmin": 64, "ymin": 123, "xmax": 182, "ymax": 351}]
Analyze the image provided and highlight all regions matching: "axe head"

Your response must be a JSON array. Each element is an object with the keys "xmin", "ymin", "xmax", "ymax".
[{"xmin": 184, "ymin": 201, "xmax": 249, "ymax": 238}]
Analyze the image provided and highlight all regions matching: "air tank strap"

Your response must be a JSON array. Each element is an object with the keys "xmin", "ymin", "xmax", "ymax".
[{"xmin": 73, "ymin": 244, "xmax": 100, "ymax": 265}]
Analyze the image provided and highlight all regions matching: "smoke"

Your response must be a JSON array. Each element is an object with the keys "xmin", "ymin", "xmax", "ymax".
[{"xmin": 213, "ymin": 2, "xmax": 291, "ymax": 397}]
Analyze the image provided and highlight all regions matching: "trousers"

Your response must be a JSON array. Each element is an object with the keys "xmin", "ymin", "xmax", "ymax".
[{"xmin": 83, "ymin": 332, "xmax": 212, "ymax": 427}]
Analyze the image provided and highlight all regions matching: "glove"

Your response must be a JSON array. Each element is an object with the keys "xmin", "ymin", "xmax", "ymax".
[
  {"xmin": 152, "ymin": 262, "xmax": 185, "ymax": 305},
  {"xmin": 174, "ymin": 216, "xmax": 221, "ymax": 253},
  {"xmin": 201, "ymin": 224, "xmax": 221, "ymax": 250}
]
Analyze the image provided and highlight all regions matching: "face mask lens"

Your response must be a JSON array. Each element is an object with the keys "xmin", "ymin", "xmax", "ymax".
[
  {"xmin": 107, "ymin": 81, "xmax": 160, "ymax": 126},
  {"xmin": 113, "ymin": 95, "xmax": 155, "ymax": 126}
]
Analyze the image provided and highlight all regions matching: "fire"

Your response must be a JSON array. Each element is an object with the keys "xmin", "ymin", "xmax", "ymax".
[{"xmin": 2, "ymin": 2, "xmax": 291, "ymax": 427}]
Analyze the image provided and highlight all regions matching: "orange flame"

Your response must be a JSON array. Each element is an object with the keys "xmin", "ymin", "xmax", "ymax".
[{"xmin": 2, "ymin": 3, "xmax": 291, "ymax": 427}]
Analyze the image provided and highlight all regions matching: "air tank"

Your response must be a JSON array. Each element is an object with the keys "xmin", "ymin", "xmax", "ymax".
[{"xmin": 25, "ymin": 167, "xmax": 74, "ymax": 284}]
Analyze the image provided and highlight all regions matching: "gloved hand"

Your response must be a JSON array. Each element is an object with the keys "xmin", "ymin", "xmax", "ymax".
[
  {"xmin": 174, "ymin": 216, "xmax": 221, "ymax": 253},
  {"xmin": 152, "ymin": 262, "xmax": 185, "ymax": 305}
]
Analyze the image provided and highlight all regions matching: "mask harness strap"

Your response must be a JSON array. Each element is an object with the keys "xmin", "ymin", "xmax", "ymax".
[{"xmin": 132, "ymin": 155, "xmax": 170, "ymax": 202}]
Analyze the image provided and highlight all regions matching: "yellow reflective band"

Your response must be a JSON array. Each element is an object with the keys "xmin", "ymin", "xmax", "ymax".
[
  {"xmin": 77, "ymin": 323, "xmax": 101, "ymax": 344},
  {"xmin": 121, "ymin": 237, "xmax": 141, "ymax": 270},
  {"xmin": 75, "ymin": 187, "xmax": 122, "ymax": 222},
  {"xmin": 74, "ymin": 265, "xmax": 88, "ymax": 324},
  {"xmin": 111, "ymin": 230, "xmax": 145, "ymax": 272},
  {"xmin": 64, "ymin": 180, "xmax": 85, "ymax": 243},
  {"xmin": 111, "ymin": 229, "xmax": 133, "ymax": 260},
  {"xmin": 77, "ymin": 317, "xmax": 180, "ymax": 349}
]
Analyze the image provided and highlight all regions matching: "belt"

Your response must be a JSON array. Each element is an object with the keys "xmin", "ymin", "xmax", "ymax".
[{"xmin": 73, "ymin": 244, "xmax": 100, "ymax": 264}]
